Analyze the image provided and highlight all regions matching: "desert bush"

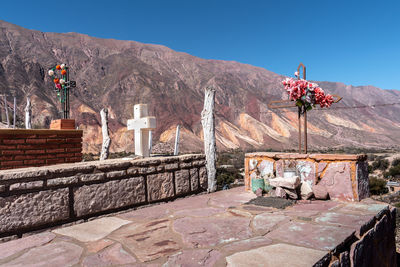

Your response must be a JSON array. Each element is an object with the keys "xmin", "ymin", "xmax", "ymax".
[
  {"xmin": 392, "ymin": 158, "xmax": 400, "ymax": 167},
  {"xmin": 371, "ymin": 158, "xmax": 390, "ymax": 171},
  {"xmin": 369, "ymin": 176, "xmax": 388, "ymax": 195},
  {"xmin": 386, "ymin": 164, "xmax": 400, "ymax": 178},
  {"xmin": 216, "ymin": 167, "xmax": 241, "ymax": 189}
]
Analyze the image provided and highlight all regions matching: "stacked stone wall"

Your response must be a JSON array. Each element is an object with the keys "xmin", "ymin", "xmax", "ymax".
[
  {"xmin": 245, "ymin": 153, "xmax": 369, "ymax": 201},
  {"xmin": 0, "ymin": 154, "xmax": 207, "ymax": 238},
  {"xmin": 317, "ymin": 204, "xmax": 397, "ymax": 266},
  {"xmin": 0, "ymin": 129, "xmax": 83, "ymax": 170}
]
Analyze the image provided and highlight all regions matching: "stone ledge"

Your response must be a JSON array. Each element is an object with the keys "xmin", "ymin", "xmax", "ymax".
[
  {"xmin": 245, "ymin": 152, "xmax": 367, "ymax": 161},
  {"xmin": 0, "ymin": 129, "xmax": 83, "ymax": 135}
]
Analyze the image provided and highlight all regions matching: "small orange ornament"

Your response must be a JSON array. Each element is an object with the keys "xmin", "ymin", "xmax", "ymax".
[
  {"xmin": 54, "ymin": 78, "xmax": 59, "ymax": 84},
  {"xmin": 61, "ymin": 69, "xmax": 67, "ymax": 75},
  {"xmin": 56, "ymin": 65, "xmax": 61, "ymax": 70}
]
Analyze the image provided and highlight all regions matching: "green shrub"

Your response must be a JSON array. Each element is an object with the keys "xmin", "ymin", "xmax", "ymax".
[
  {"xmin": 368, "ymin": 164, "xmax": 373, "ymax": 173},
  {"xmin": 369, "ymin": 176, "xmax": 388, "ymax": 195},
  {"xmin": 371, "ymin": 158, "xmax": 390, "ymax": 171},
  {"xmin": 387, "ymin": 164, "xmax": 400, "ymax": 178},
  {"xmin": 216, "ymin": 167, "xmax": 241, "ymax": 189},
  {"xmin": 392, "ymin": 158, "xmax": 400, "ymax": 167}
]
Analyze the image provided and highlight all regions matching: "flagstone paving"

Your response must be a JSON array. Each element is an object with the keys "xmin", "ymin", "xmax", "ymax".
[{"xmin": 0, "ymin": 187, "xmax": 394, "ymax": 266}]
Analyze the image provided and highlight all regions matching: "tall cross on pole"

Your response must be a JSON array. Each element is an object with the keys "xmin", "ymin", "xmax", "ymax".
[{"xmin": 268, "ymin": 63, "xmax": 342, "ymax": 154}]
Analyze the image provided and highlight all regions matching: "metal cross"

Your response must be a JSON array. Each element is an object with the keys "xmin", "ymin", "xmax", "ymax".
[{"xmin": 268, "ymin": 63, "xmax": 342, "ymax": 154}]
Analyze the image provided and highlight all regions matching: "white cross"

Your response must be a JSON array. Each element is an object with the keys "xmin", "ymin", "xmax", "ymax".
[{"xmin": 127, "ymin": 104, "xmax": 156, "ymax": 157}]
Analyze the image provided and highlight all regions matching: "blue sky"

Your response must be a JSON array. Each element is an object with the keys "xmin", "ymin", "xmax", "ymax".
[{"xmin": 2, "ymin": 0, "xmax": 400, "ymax": 90}]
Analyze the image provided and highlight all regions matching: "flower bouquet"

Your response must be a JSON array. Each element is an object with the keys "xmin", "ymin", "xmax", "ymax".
[{"xmin": 282, "ymin": 72, "xmax": 333, "ymax": 112}]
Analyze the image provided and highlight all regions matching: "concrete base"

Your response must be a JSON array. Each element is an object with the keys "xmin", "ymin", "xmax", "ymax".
[{"xmin": 50, "ymin": 119, "xmax": 75, "ymax": 130}]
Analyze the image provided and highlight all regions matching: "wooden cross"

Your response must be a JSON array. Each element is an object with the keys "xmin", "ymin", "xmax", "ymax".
[
  {"xmin": 127, "ymin": 104, "xmax": 156, "ymax": 157},
  {"xmin": 268, "ymin": 63, "xmax": 342, "ymax": 154}
]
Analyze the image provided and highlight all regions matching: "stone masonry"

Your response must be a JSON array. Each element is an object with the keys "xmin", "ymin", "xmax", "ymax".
[
  {"xmin": 245, "ymin": 152, "xmax": 369, "ymax": 201},
  {"xmin": 0, "ymin": 154, "xmax": 207, "ymax": 238}
]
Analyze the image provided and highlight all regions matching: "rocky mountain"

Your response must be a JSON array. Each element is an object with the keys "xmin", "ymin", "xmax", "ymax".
[{"xmin": 1, "ymin": 20, "xmax": 400, "ymax": 154}]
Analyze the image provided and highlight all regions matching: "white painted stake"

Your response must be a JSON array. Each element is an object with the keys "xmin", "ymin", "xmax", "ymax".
[
  {"xmin": 13, "ymin": 97, "xmax": 16, "ymax": 128},
  {"xmin": 201, "ymin": 86, "xmax": 217, "ymax": 192},
  {"xmin": 100, "ymin": 108, "xmax": 111, "ymax": 160},
  {"xmin": 25, "ymin": 97, "xmax": 32, "ymax": 129},
  {"xmin": 174, "ymin": 125, "xmax": 180, "ymax": 156},
  {"xmin": 149, "ymin": 130, "xmax": 153, "ymax": 156},
  {"xmin": 4, "ymin": 95, "xmax": 9, "ymax": 128}
]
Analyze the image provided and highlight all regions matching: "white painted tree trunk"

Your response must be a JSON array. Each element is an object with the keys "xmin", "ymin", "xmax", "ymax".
[
  {"xmin": 13, "ymin": 97, "xmax": 16, "ymax": 128},
  {"xmin": 201, "ymin": 86, "xmax": 217, "ymax": 192},
  {"xmin": 174, "ymin": 125, "xmax": 180, "ymax": 156},
  {"xmin": 4, "ymin": 95, "xmax": 9, "ymax": 128},
  {"xmin": 100, "ymin": 108, "xmax": 111, "ymax": 160},
  {"xmin": 25, "ymin": 97, "xmax": 32, "ymax": 129}
]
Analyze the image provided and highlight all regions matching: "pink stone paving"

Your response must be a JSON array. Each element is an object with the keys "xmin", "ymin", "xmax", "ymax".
[{"xmin": 0, "ymin": 186, "xmax": 392, "ymax": 266}]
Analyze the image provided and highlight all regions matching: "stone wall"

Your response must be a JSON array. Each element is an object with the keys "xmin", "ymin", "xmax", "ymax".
[
  {"xmin": 0, "ymin": 154, "xmax": 207, "ymax": 238},
  {"xmin": 0, "ymin": 129, "xmax": 83, "ymax": 170},
  {"xmin": 320, "ymin": 203, "xmax": 396, "ymax": 266},
  {"xmin": 245, "ymin": 153, "xmax": 369, "ymax": 201}
]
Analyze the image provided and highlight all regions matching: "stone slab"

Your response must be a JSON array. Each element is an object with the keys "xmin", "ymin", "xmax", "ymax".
[
  {"xmin": 174, "ymin": 207, "xmax": 225, "ymax": 217},
  {"xmin": 319, "ymin": 162, "xmax": 354, "ymax": 201},
  {"xmin": 109, "ymin": 219, "xmax": 182, "ymax": 262},
  {"xmin": 252, "ymin": 213, "xmax": 290, "ymax": 235},
  {"xmin": 221, "ymin": 236, "xmax": 273, "ymax": 254},
  {"xmin": 226, "ymin": 243, "xmax": 327, "ymax": 267},
  {"xmin": 74, "ymin": 177, "xmax": 145, "ymax": 216},
  {"xmin": 266, "ymin": 221, "xmax": 355, "ymax": 251},
  {"xmin": 269, "ymin": 176, "xmax": 300, "ymax": 189},
  {"xmin": 0, "ymin": 232, "xmax": 56, "ymax": 260},
  {"xmin": 82, "ymin": 243, "xmax": 137, "ymax": 266},
  {"xmin": 315, "ymin": 212, "xmax": 373, "ymax": 230},
  {"xmin": 173, "ymin": 214, "xmax": 252, "ymax": 248},
  {"xmin": 258, "ymin": 160, "xmax": 274, "ymax": 178},
  {"xmin": 2, "ymin": 241, "xmax": 83, "ymax": 267},
  {"xmin": 163, "ymin": 249, "xmax": 222, "ymax": 267},
  {"xmin": 53, "ymin": 217, "xmax": 131, "ymax": 242},
  {"xmin": 296, "ymin": 160, "xmax": 315, "ymax": 184},
  {"xmin": 0, "ymin": 188, "xmax": 69, "ymax": 233},
  {"xmin": 208, "ymin": 187, "xmax": 254, "ymax": 209}
]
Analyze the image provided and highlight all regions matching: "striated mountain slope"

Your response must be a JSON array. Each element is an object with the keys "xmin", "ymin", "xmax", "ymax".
[{"xmin": 1, "ymin": 20, "xmax": 399, "ymax": 153}]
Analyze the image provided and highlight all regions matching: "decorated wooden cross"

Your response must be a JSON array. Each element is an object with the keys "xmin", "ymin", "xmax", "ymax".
[
  {"xmin": 48, "ymin": 64, "xmax": 76, "ymax": 119},
  {"xmin": 268, "ymin": 63, "xmax": 342, "ymax": 154}
]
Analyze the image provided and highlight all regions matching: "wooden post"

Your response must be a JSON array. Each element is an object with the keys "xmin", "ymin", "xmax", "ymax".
[
  {"xmin": 4, "ymin": 95, "xmax": 9, "ymax": 128},
  {"xmin": 174, "ymin": 125, "xmax": 180, "ymax": 156},
  {"xmin": 13, "ymin": 96, "xmax": 16, "ymax": 128},
  {"xmin": 100, "ymin": 108, "xmax": 111, "ymax": 160},
  {"xmin": 201, "ymin": 86, "xmax": 217, "ymax": 192},
  {"xmin": 298, "ymin": 106, "xmax": 302, "ymax": 153}
]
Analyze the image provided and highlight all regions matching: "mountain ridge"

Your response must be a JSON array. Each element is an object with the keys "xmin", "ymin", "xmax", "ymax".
[{"xmin": 0, "ymin": 20, "xmax": 399, "ymax": 154}]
